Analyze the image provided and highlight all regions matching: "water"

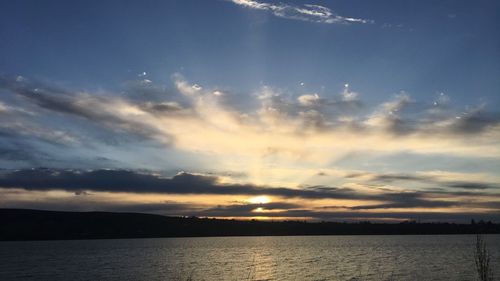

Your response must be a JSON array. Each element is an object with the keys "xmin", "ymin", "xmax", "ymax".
[{"xmin": 1, "ymin": 235, "xmax": 499, "ymax": 281}]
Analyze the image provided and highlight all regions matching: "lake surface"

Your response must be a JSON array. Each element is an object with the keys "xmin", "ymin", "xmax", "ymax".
[{"xmin": 1, "ymin": 235, "xmax": 499, "ymax": 281}]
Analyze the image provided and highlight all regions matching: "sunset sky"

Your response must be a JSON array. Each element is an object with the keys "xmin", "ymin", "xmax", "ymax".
[{"xmin": 1, "ymin": 0, "xmax": 499, "ymax": 222}]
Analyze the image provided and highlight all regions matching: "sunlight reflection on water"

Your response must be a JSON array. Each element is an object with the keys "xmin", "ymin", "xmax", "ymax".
[{"xmin": 0, "ymin": 235, "xmax": 499, "ymax": 281}]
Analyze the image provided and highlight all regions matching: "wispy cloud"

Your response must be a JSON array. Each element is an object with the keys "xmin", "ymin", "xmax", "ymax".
[
  {"xmin": 348, "ymin": 171, "xmax": 500, "ymax": 191},
  {"xmin": 230, "ymin": 0, "xmax": 373, "ymax": 24},
  {"xmin": 1, "ymin": 74, "xmax": 500, "ymax": 170}
]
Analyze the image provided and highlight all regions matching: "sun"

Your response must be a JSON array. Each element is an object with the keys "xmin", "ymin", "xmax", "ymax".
[{"xmin": 247, "ymin": 196, "xmax": 271, "ymax": 204}]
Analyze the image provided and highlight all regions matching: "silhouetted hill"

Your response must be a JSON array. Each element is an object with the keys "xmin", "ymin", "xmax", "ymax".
[{"xmin": 1, "ymin": 209, "xmax": 499, "ymax": 241}]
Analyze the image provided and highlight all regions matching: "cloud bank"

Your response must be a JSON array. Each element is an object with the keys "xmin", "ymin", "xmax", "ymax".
[{"xmin": 0, "ymin": 168, "xmax": 499, "ymax": 222}]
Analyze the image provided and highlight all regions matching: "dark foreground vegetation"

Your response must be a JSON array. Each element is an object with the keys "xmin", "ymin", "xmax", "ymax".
[{"xmin": 1, "ymin": 209, "xmax": 499, "ymax": 241}]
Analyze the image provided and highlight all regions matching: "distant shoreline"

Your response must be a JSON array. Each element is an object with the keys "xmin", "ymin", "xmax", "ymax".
[{"xmin": 1, "ymin": 208, "xmax": 499, "ymax": 241}]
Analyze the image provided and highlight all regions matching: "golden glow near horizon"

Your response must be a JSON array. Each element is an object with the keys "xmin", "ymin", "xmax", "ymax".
[{"xmin": 247, "ymin": 196, "xmax": 271, "ymax": 204}]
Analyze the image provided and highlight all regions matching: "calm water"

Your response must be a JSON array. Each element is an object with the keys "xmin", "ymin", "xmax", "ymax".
[{"xmin": 1, "ymin": 235, "xmax": 499, "ymax": 281}]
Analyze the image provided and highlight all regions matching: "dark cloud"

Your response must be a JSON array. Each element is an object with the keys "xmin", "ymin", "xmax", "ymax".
[
  {"xmin": 362, "ymin": 172, "xmax": 500, "ymax": 191},
  {"xmin": 0, "ymin": 75, "xmax": 99, "ymax": 120},
  {"xmin": 445, "ymin": 181, "xmax": 500, "ymax": 190},
  {"xmin": 348, "ymin": 199, "xmax": 456, "ymax": 210},
  {"xmin": 372, "ymin": 173, "xmax": 433, "ymax": 182},
  {"xmin": 2, "ymin": 178, "xmax": 499, "ymax": 222},
  {"xmin": 344, "ymin": 172, "xmax": 367, "ymax": 179},
  {"xmin": 364, "ymin": 96, "xmax": 500, "ymax": 136},
  {"xmin": 451, "ymin": 109, "xmax": 500, "ymax": 134},
  {"xmin": 0, "ymin": 168, "xmax": 435, "ymax": 207},
  {"xmin": 0, "ymin": 145, "xmax": 37, "ymax": 162},
  {"xmin": 189, "ymin": 203, "xmax": 500, "ymax": 222},
  {"xmin": 2, "ymin": 168, "xmax": 497, "ymax": 214},
  {"xmin": 190, "ymin": 204, "xmax": 500, "ymax": 222},
  {"xmin": 427, "ymin": 189, "xmax": 494, "ymax": 197},
  {"xmin": 321, "ymin": 192, "xmax": 460, "ymax": 211},
  {"xmin": 0, "ymin": 75, "xmax": 171, "ymax": 144},
  {"xmin": 469, "ymin": 201, "xmax": 500, "ymax": 209},
  {"xmin": 123, "ymin": 80, "xmax": 173, "ymax": 102},
  {"xmin": 0, "ymin": 168, "xmax": 368, "ymax": 200},
  {"xmin": 143, "ymin": 102, "xmax": 184, "ymax": 114},
  {"xmin": 0, "ymin": 136, "xmax": 58, "ymax": 167}
]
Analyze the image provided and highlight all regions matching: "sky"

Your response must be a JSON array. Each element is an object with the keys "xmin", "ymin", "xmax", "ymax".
[{"xmin": 0, "ymin": 0, "xmax": 499, "ymax": 222}]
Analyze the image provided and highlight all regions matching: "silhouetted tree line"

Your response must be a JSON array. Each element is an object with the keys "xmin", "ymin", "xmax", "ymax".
[{"xmin": 1, "ymin": 209, "xmax": 499, "ymax": 241}]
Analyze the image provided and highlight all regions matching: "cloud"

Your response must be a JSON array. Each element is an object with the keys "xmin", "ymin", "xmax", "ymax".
[
  {"xmin": 0, "ymin": 145, "xmax": 42, "ymax": 162},
  {"xmin": 3, "ymin": 193, "xmax": 498, "ymax": 222},
  {"xmin": 364, "ymin": 93, "xmax": 414, "ymax": 134},
  {"xmin": 230, "ymin": 0, "xmax": 373, "ymax": 24},
  {"xmin": 187, "ymin": 202, "xmax": 500, "ymax": 222},
  {"xmin": 1, "ymin": 168, "xmax": 498, "ymax": 212},
  {"xmin": 297, "ymin": 93, "xmax": 320, "ymax": 107},
  {"xmin": 372, "ymin": 173, "xmax": 431, "ymax": 182},
  {"xmin": 347, "ymin": 193, "xmax": 456, "ymax": 210},
  {"xmin": 1, "ymin": 166, "xmax": 499, "ymax": 222},
  {"xmin": 0, "ymin": 168, "xmax": 370, "ymax": 200},
  {"xmin": 364, "ymin": 172, "xmax": 500, "ymax": 190},
  {"xmin": 341, "ymin": 84, "xmax": 359, "ymax": 102},
  {"xmin": 1, "ymin": 74, "xmax": 500, "ymax": 178},
  {"xmin": 445, "ymin": 181, "xmax": 500, "ymax": 190},
  {"xmin": 0, "ymin": 75, "xmax": 174, "ymax": 146}
]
